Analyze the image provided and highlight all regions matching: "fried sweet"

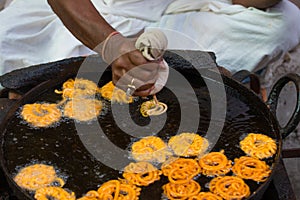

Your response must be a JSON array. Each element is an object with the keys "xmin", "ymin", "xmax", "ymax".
[
  {"xmin": 21, "ymin": 103, "xmax": 61, "ymax": 128},
  {"xmin": 240, "ymin": 133, "xmax": 277, "ymax": 159},
  {"xmin": 131, "ymin": 136, "xmax": 172, "ymax": 163},
  {"xmin": 123, "ymin": 162, "xmax": 162, "ymax": 186},
  {"xmin": 140, "ymin": 99, "xmax": 167, "ymax": 117},
  {"xmin": 162, "ymin": 157, "xmax": 200, "ymax": 184},
  {"xmin": 232, "ymin": 156, "xmax": 271, "ymax": 182},
  {"xmin": 188, "ymin": 192, "xmax": 223, "ymax": 200},
  {"xmin": 97, "ymin": 180, "xmax": 141, "ymax": 200},
  {"xmin": 168, "ymin": 132, "xmax": 209, "ymax": 157},
  {"xmin": 198, "ymin": 151, "xmax": 232, "ymax": 177},
  {"xmin": 209, "ymin": 176, "xmax": 250, "ymax": 200},
  {"xmin": 14, "ymin": 164, "xmax": 64, "ymax": 191},
  {"xmin": 163, "ymin": 180, "xmax": 201, "ymax": 200},
  {"xmin": 77, "ymin": 190, "xmax": 100, "ymax": 200},
  {"xmin": 63, "ymin": 98, "xmax": 102, "ymax": 121},
  {"xmin": 34, "ymin": 186, "xmax": 75, "ymax": 200},
  {"xmin": 100, "ymin": 81, "xmax": 133, "ymax": 103},
  {"xmin": 55, "ymin": 78, "xmax": 100, "ymax": 99}
]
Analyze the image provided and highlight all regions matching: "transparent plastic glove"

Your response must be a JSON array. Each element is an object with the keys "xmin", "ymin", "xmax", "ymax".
[
  {"xmin": 99, "ymin": 33, "xmax": 160, "ymax": 97},
  {"xmin": 135, "ymin": 30, "xmax": 169, "ymax": 95},
  {"xmin": 135, "ymin": 29, "xmax": 168, "ymax": 61}
]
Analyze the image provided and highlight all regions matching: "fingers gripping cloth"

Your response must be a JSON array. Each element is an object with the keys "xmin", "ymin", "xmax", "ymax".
[
  {"xmin": 135, "ymin": 30, "xmax": 168, "ymax": 61},
  {"xmin": 135, "ymin": 30, "xmax": 169, "ymax": 95}
]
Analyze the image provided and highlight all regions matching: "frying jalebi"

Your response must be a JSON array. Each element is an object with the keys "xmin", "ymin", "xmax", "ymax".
[
  {"xmin": 97, "ymin": 180, "xmax": 141, "ymax": 200},
  {"xmin": 168, "ymin": 132, "xmax": 209, "ymax": 157},
  {"xmin": 14, "ymin": 164, "xmax": 64, "ymax": 191},
  {"xmin": 209, "ymin": 176, "xmax": 250, "ymax": 200},
  {"xmin": 188, "ymin": 192, "xmax": 223, "ymax": 200},
  {"xmin": 77, "ymin": 190, "xmax": 100, "ymax": 200},
  {"xmin": 161, "ymin": 157, "xmax": 200, "ymax": 184},
  {"xmin": 21, "ymin": 103, "xmax": 61, "ymax": 128},
  {"xmin": 131, "ymin": 136, "xmax": 172, "ymax": 163},
  {"xmin": 63, "ymin": 98, "xmax": 102, "ymax": 121},
  {"xmin": 198, "ymin": 151, "xmax": 232, "ymax": 177},
  {"xmin": 163, "ymin": 180, "xmax": 201, "ymax": 200},
  {"xmin": 240, "ymin": 133, "xmax": 277, "ymax": 159},
  {"xmin": 140, "ymin": 99, "xmax": 167, "ymax": 117},
  {"xmin": 55, "ymin": 78, "xmax": 100, "ymax": 99},
  {"xmin": 232, "ymin": 156, "xmax": 271, "ymax": 182},
  {"xmin": 123, "ymin": 162, "xmax": 162, "ymax": 186},
  {"xmin": 34, "ymin": 186, "xmax": 75, "ymax": 200},
  {"xmin": 100, "ymin": 81, "xmax": 133, "ymax": 103}
]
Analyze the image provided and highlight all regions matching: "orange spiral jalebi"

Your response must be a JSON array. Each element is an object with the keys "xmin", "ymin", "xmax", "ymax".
[
  {"xmin": 77, "ymin": 190, "xmax": 100, "ymax": 200},
  {"xmin": 162, "ymin": 157, "xmax": 200, "ymax": 184},
  {"xmin": 97, "ymin": 180, "xmax": 141, "ymax": 200},
  {"xmin": 21, "ymin": 103, "xmax": 61, "ymax": 128},
  {"xmin": 55, "ymin": 78, "xmax": 100, "ymax": 99},
  {"xmin": 198, "ymin": 151, "xmax": 232, "ymax": 177},
  {"xmin": 131, "ymin": 136, "xmax": 172, "ymax": 163},
  {"xmin": 14, "ymin": 164, "xmax": 65, "ymax": 191},
  {"xmin": 163, "ymin": 180, "xmax": 201, "ymax": 200},
  {"xmin": 63, "ymin": 98, "xmax": 102, "ymax": 121},
  {"xmin": 123, "ymin": 162, "xmax": 162, "ymax": 186},
  {"xmin": 140, "ymin": 99, "xmax": 167, "ymax": 117},
  {"xmin": 232, "ymin": 156, "xmax": 271, "ymax": 182},
  {"xmin": 240, "ymin": 133, "xmax": 277, "ymax": 159},
  {"xmin": 209, "ymin": 176, "xmax": 250, "ymax": 200},
  {"xmin": 34, "ymin": 186, "xmax": 75, "ymax": 200},
  {"xmin": 168, "ymin": 132, "xmax": 209, "ymax": 157},
  {"xmin": 100, "ymin": 81, "xmax": 133, "ymax": 103},
  {"xmin": 188, "ymin": 192, "xmax": 223, "ymax": 200}
]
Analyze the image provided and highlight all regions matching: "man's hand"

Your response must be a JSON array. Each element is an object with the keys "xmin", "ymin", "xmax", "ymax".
[{"xmin": 101, "ymin": 33, "xmax": 160, "ymax": 97}]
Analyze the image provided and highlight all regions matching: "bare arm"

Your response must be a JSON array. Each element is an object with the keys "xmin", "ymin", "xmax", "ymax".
[
  {"xmin": 47, "ymin": 0, "xmax": 159, "ymax": 97},
  {"xmin": 47, "ymin": 0, "xmax": 115, "ymax": 49},
  {"xmin": 289, "ymin": 0, "xmax": 300, "ymax": 8},
  {"xmin": 232, "ymin": 0, "xmax": 282, "ymax": 9}
]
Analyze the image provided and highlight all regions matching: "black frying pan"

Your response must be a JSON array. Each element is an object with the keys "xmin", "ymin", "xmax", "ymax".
[{"xmin": 0, "ymin": 52, "xmax": 299, "ymax": 200}]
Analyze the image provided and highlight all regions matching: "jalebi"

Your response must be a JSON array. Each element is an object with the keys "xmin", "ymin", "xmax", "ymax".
[
  {"xmin": 162, "ymin": 157, "xmax": 200, "ymax": 184},
  {"xmin": 77, "ymin": 190, "xmax": 100, "ymax": 200},
  {"xmin": 168, "ymin": 132, "xmax": 209, "ymax": 157},
  {"xmin": 123, "ymin": 162, "xmax": 162, "ymax": 186},
  {"xmin": 232, "ymin": 156, "xmax": 271, "ymax": 182},
  {"xmin": 97, "ymin": 180, "xmax": 141, "ymax": 200},
  {"xmin": 21, "ymin": 103, "xmax": 61, "ymax": 128},
  {"xmin": 140, "ymin": 99, "xmax": 167, "ymax": 117},
  {"xmin": 131, "ymin": 136, "xmax": 172, "ymax": 163},
  {"xmin": 198, "ymin": 151, "xmax": 232, "ymax": 177},
  {"xmin": 14, "ymin": 164, "xmax": 64, "ymax": 191},
  {"xmin": 209, "ymin": 176, "xmax": 250, "ymax": 200},
  {"xmin": 240, "ymin": 133, "xmax": 277, "ymax": 159},
  {"xmin": 163, "ymin": 180, "xmax": 201, "ymax": 200},
  {"xmin": 55, "ymin": 78, "xmax": 100, "ymax": 99},
  {"xmin": 188, "ymin": 192, "xmax": 223, "ymax": 200},
  {"xmin": 63, "ymin": 98, "xmax": 102, "ymax": 121},
  {"xmin": 100, "ymin": 81, "xmax": 133, "ymax": 103},
  {"xmin": 34, "ymin": 186, "xmax": 75, "ymax": 200}
]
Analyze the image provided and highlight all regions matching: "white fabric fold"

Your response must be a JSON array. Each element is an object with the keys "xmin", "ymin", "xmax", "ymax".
[
  {"xmin": 0, "ymin": 0, "xmax": 299, "ymax": 75},
  {"xmin": 165, "ymin": 0, "xmax": 232, "ymax": 14}
]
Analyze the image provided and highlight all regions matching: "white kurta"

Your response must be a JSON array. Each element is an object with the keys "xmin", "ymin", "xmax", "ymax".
[{"xmin": 0, "ymin": 0, "xmax": 299, "ymax": 75}]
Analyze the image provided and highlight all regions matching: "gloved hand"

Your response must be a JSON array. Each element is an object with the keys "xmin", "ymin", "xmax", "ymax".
[
  {"xmin": 100, "ymin": 32, "xmax": 160, "ymax": 97},
  {"xmin": 135, "ymin": 29, "xmax": 169, "ymax": 95},
  {"xmin": 100, "ymin": 29, "xmax": 169, "ymax": 96}
]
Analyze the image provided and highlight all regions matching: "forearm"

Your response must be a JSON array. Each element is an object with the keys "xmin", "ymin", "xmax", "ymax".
[
  {"xmin": 47, "ymin": 0, "xmax": 115, "ymax": 49},
  {"xmin": 232, "ymin": 0, "xmax": 282, "ymax": 9}
]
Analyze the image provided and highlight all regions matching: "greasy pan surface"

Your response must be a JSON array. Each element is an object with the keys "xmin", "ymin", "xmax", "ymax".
[{"xmin": 0, "ymin": 56, "xmax": 281, "ymax": 200}]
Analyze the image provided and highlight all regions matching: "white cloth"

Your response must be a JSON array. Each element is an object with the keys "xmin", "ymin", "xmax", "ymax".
[
  {"xmin": 0, "ymin": 0, "xmax": 300, "ymax": 75},
  {"xmin": 148, "ymin": 0, "xmax": 300, "ymax": 72},
  {"xmin": 0, "ymin": 0, "xmax": 94, "ymax": 75}
]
